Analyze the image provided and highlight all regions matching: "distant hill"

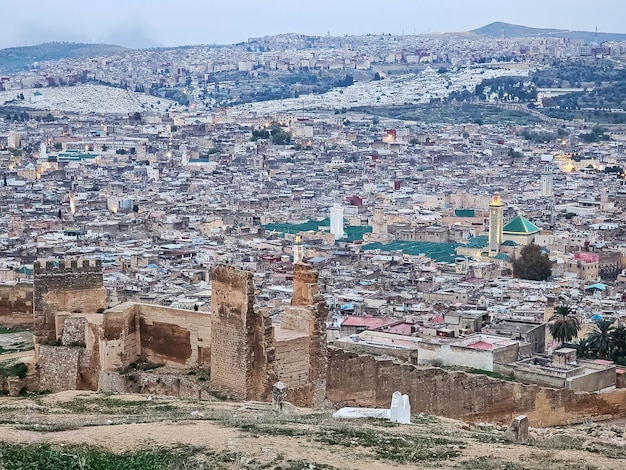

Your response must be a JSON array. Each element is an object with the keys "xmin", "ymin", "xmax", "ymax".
[
  {"xmin": 471, "ymin": 22, "xmax": 626, "ymax": 43},
  {"xmin": 0, "ymin": 42, "xmax": 128, "ymax": 74}
]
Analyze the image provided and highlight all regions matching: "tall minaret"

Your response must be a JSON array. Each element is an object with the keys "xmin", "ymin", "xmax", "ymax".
[
  {"xmin": 540, "ymin": 165, "xmax": 553, "ymax": 197},
  {"xmin": 372, "ymin": 206, "xmax": 387, "ymax": 236},
  {"xmin": 330, "ymin": 203, "xmax": 345, "ymax": 240},
  {"xmin": 488, "ymin": 193, "xmax": 503, "ymax": 256},
  {"xmin": 293, "ymin": 235, "xmax": 305, "ymax": 264},
  {"xmin": 39, "ymin": 142, "xmax": 47, "ymax": 161}
]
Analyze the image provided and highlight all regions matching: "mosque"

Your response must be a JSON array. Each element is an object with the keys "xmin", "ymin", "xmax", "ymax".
[{"xmin": 488, "ymin": 193, "xmax": 541, "ymax": 256}]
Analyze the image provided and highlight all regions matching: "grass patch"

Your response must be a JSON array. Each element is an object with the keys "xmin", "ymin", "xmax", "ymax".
[
  {"xmin": 120, "ymin": 360, "xmax": 164, "ymax": 373},
  {"xmin": 274, "ymin": 461, "xmax": 338, "ymax": 470},
  {"xmin": 0, "ymin": 362, "xmax": 28, "ymax": 379},
  {"xmin": 456, "ymin": 456, "xmax": 528, "ymax": 469},
  {"xmin": 0, "ymin": 327, "xmax": 27, "ymax": 334},
  {"xmin": 316, "ymin": 427, "xmax": 464, "ymax": 463},
  {"xmin": 0, "ymin": 442, "xmax": 192, "ymax": 470},
  {"xmin": 466, "ymin": 369, "xmax": 515, "ymax": 382}
]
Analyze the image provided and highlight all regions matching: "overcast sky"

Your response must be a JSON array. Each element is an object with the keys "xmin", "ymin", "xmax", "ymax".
[{"xmin": 1, "ymin": 0, "xmax": 624, "ymax": 49}]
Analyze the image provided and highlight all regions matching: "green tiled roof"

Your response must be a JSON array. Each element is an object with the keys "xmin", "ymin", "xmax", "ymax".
[
  {"xmin": 494, "ymin": 253, "xmax": 511, "ymax": 261},
  {"xmin": 264, "ymin": 218, "xmax": 372, "ymax": 243},
  {"xmin": 503, "ymin": 215, "xmax": 540, "ymax": 234},
  {"xmin": 466, "ymin": 235, "xmax": 489, "ymax": 249},
  {"xmin": 362, "ymin": 241, "xmax": 460, "ymax": 263},
  {"xmin": 454, "ymin": 209, "xmax": 475, "ymax": 218}
]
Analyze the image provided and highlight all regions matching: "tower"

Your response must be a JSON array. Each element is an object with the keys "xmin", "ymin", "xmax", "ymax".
[
  {"xmin": 540, "ymin": 165, "xmax": 553, "ymax": 197},
  {"xmin": 39, "ymin": 142, "xmax": 47, "ymax": 161},
  {"xmin": 488, "ymin": 193, "xmax": 503, "ymax": 256},
  {"xmin": 293, "ymin": 235, "xmax": 305, "ymax": 264},
  {"xmin": 372, "ymin": 206, "xmax": 387, "ymax": 236},
  {"xmin": 330, "ymin": 203, "xmax": 345, "ymax": 240}
]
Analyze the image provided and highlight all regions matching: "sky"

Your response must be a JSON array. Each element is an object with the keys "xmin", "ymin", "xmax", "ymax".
[{"xmin": 1, "ymin": 0, "xmax": 625, "ymax": 49}]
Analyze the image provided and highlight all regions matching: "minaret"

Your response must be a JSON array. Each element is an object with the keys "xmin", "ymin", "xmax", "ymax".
[
  {"xmin": 540, "ymin": 165, "xmax": 553, "ymax": 197},
  {"xmin": 488, "ymin": 193, "xmax": 503, "ymax": 256},
  {"xmin": 330, "ymin": 203, "xmax": 345, "ymax": 240},
  {"xmin": 293, "ymin": 235, "xmax": 305, "ymax": 264},
  {"xmin": 39, "ymin": 142, "xmax": 47, "ymax": 161},
  {"xmin": 372, "ymin": 206, "xmax": 387, "ymax": 236}
]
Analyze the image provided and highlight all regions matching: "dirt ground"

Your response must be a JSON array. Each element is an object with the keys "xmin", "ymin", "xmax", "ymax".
[{"xmin": 0, "ymin": 391, "xmax": 625, "ymax": 469}]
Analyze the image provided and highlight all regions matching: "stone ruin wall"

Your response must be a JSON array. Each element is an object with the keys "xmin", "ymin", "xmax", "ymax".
[
  {"xmin": 0, "ymin": 283, "xmax": 33, "ymax": 328},
  {"xmin": 326, "ymin": 347, "xmax": 626, "ymax": 427},
  {"xmin": 33, "ymin": 260, "xmax": 105, "ymax": 343},
  {"xmin": 30, "ymin": 259, "xmax": 626, "ymax": 426},
  {"xmin": 210, "ymin": 265, "xmax": 274, "ymax": 401},
  {"xmin": 278, "ymin": 263, "xmax": 328, "ymax": 408}
]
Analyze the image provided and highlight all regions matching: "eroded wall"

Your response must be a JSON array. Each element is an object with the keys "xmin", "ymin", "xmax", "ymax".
[
  {"xmin": 210, "ymin": 265, "xmax": 274, "ymax": 401},
  {"xmin": 0, "ymin": 284, "xmax": 33, "ymax": 328},
  {"xmin": 326, "ymin": 347, "xmax": 626, "ymax": 426},
  {"xmin": 34, "ymin": 260, "xmax": 105, "ymax": 342}
]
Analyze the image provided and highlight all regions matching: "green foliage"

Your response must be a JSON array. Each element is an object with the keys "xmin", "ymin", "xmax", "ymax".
[
  {"xmin": 569, "ymin": 338, "xmax": 595, "ymax": 359},
  {"xmin": 587, "ymin": 319, "xmax": 616, "ymax": 359},
  {"xmin": 316, "ymin": 427, "xmax": 464, "ymax": 463},
  {"xmin": 120, "ymin": 360, "xmax": 164, "ymax": 373},
  {"xmin": 0, "ymin": 362, "xmax": 28, "ymax": 379},
  {"xmin": 0, "ymin": 442, "xmax": 199, "ymax": 470},
  {"xmin": 475, "ymin": 76, "xmax": 537, "ymax": 102},
  {"xmin": 512, "ymin": 243, "xmax": 552, "ymax": 281},
  {"xmin": 549, "ymin": 305, "xmax": 580, "ymax": 345},
  {"xmin": 0, "ymin": 326, "xmax": 25, "ymax": 334},
  {"xmin": 580, "ymin": 125, "xmax": 610, "ymax": 143},
  {"xmin": 457, "ymin": 456, "xmax": 528, "ymax": 469}
]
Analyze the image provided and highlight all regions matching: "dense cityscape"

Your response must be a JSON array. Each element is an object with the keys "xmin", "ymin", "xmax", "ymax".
[{"xmin": 2, "ymin": 16, "xmax": 626, "ymax": 469}]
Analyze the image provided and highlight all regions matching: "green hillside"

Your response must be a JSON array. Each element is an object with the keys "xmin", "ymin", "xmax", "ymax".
[{"xmin": 0, "ymin": 42, "xmax": 128, "ymax": 74}]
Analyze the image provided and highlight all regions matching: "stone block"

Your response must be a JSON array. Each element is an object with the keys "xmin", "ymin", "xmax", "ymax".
[
  {"xmin": 503, "ymin": 415, "xmax": 529, "ymax": 443},
  {"xmin": 273, "ymin": 381, "xmax": 287, "ymax": 411}
]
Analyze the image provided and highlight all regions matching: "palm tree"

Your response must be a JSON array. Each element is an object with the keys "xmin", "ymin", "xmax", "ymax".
[
  {"xmin": 610, "ymin": 325, "xmax": 626, "ymax": 362},
  {"xmin": 549, "ymin": 304, "xmax": 580, "ymax": 345},
  {"xmin": 588, "ymin": 319, "xmax": 615, "ymax": 359},
  {"xmin": 570, "ymin": 338, "xmax": 594, "ymax": 359}
]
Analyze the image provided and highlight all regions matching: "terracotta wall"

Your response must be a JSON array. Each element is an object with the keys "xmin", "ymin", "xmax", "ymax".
[
  {"xmin": 0, "ymin": 284, "xmax": 33, "ymax": 328},
  {"xmin": 326, "ymin": 348, "xmax": 626, "ymax": 426}
]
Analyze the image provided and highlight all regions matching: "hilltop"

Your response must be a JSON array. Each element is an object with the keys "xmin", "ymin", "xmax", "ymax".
[
  {"xmin": 471, "ymin": 22, "xmax": 626, "ymax": 43},
  {"xmin": 0, "ymin": 391, "xmax": 625, "ymax": 469},
  {"xmin": 0, "ymin": 42, "xmax": 128, "ymax": 74}
]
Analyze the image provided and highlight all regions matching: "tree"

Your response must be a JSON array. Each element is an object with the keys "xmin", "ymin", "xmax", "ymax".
[
  {"xmin": 549, "ymin": 304, "xmax": 580, "ymax": 345},
  {"xmin": 512, "ymin": 243, "xmax": 552, "ymax": 281},
  {"xmin": 570, "ymin": 338, "xmax": 594, "ymax": 359},
  {"xmin": 610, "ymin": 325, "xmax": 626, "ymax": 364},
  {"xmin": 588, "ymin": 319, "xmax": 615, "ymax": 359}
]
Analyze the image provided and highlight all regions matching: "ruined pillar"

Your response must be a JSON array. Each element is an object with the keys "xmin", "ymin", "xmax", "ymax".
[{"xmin": 210, "ymin": 265, "xmax": 274, "ymax": 401}]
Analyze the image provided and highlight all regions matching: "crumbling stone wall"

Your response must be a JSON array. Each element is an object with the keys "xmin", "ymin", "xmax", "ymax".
[
  {"xmin": 326, "ymin": 347, "xmax": 626, "ymax": 426},
  {"xmin": 34, "ymin": 260, "xmax": 105, "ymax": 342},
  {"xmin": 277, "ymin": 263, "xmax": 328, "ymax": 407},
  {"xmin": 38, "ymin": 345, "xmax": 82, "ymax": 392},
  {"xmin": 210, "ymin": 265, "xmax": 274, "ymax": 401},
  {"xmin": 0, "ymin": 284, "xmax": 33, "ymax": 328}
]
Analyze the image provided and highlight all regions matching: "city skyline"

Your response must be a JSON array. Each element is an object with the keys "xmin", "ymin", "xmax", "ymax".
[{"xmin": 1, "ymin": 0, "xmax": 625, "ymax": 50}]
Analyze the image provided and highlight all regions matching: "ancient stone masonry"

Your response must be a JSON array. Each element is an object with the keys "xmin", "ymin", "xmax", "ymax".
[
  {"xmin": 0, "ymin": 284, "xmax": 33, "ymax": 328},
  {"xmin": 33, "ymin": 259, "xmax": 105, "ymax": 343},
  {"xmin": 210, "ymin": 265, "xmax": 275, "ymax": 401},
  {"xmin": 209, "ymin": 263, "xmax": 327, "ymax": 406},
  {"xmin": 326, "ymin": 347, "xmax": 626, "ymax": 427}
]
